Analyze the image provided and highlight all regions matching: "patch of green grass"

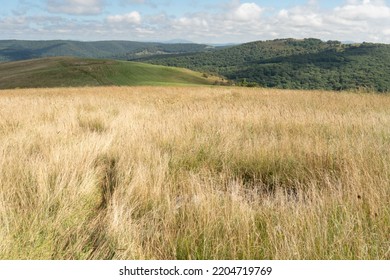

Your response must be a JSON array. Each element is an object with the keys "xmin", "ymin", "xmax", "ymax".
[{"xmin": 0, "ymin": 57, "xmax": 217, "ymax": 89}]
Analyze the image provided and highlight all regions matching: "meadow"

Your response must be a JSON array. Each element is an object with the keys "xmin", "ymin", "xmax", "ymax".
[
  {"xmin": 0, "ymin": 86, "xmax": 389, "ymax": 259},
  {"xmin": 0, "ymin": 57, "xmax": 218, "ymax": 89}
]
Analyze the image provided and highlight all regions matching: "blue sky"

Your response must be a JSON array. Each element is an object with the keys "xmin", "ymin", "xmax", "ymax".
[{"xmin": 1, "ymin": 0, "xmax": 390, "ymax": 43}]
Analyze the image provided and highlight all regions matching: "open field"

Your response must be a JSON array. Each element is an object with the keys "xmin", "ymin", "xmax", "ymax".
[
  {"xmin": 0, "ymin": 57, "xmax": 218, "ymax": 89},
  {"xmin": 0, "ymin": 86, "xmax": 389, "ymax": 259}
]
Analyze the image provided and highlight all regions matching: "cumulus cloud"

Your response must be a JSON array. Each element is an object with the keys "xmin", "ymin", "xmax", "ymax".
[
  {"xmin": 106, "ymin": 11, "xmax": 142, "ymax": 24},
  {"xmin": 133, "ymin": 0, "xmax": 390, "ymax": 43},
  {"xmin": 3, "ymin": 0, "xmax": 390, "ymax": 43},
  {"xmin": 174, "ymin": 17, "xmax": 208, "ymax": 28},
  {"xmin": 232, "ymin": 3, "xmax": 263, "ymax": 21},
  {"xmin": 275, "ymin": 1, "xmax": 390, "ymax": 42},
  {"xmin": 277, "ymin": 6, "xmax": 323, "ymax": 28},
  {"xmin": 334, "ymin": 0, "xmax": 390, "ymax": 20},
  {"xmin": 47, "ymin": 0, "xmax": 104, "ymax": 15},
  {"xmin": 0, "ymin": 15, "xmax": 91, "ymax": 40},
  {"xmin": 167, "ymin": 2, "xmax": 264, "ymax": 42}
]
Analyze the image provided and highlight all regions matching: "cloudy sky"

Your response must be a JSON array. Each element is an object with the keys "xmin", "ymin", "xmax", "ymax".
[{"xmin": 1, "ymin": 0, "xmax": 390, "ymax": 43}]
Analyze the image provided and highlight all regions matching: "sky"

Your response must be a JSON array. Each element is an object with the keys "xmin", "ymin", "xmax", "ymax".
[{"xmin": 1, "ymin": 0, "xmax": 390, "ymax": 44}]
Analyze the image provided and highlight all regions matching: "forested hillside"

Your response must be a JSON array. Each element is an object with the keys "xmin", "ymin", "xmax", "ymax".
[{"xmin": 139, "ymin": 38, "xmax": 390, "ymax": 92}]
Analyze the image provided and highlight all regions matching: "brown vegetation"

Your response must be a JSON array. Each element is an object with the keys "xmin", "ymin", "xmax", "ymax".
[{"xmin": 0, "ymin": 86, "xmax": 389, "ymax": 259}]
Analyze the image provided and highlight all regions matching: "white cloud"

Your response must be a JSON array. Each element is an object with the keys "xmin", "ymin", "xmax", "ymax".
[
  {"xmin": 334, "ymin": 0, "xmax": 390, "ymax": 20},
  {"xmin": 3, "ymin": 0, "xmax": 390, "ymax": 44},
  {"xmin": 163, "ymin": 2, "xmax": 265, "ymax": 42},
  {"xmin": 175, "ymin": 17, "xmax": 208, "ymax": 28},
  {"xmin": 276, "ymin": 6, "xmax": 323, "ymax": 28},
  {"xmin": 232, "ymin": 3, "xmax": 263, "ymax": 21},
  {"xmin": 106, "ymin": 11, "xmax": 142, "ymax": 24},
  {"xmin": 278, "ymin": 9, "xmax": 289, "ymax": 19},
  {"xmin": 138, "ymin": 0, "xmax": 390, "ymax": 43},
  {"xmin": 47, "ymin": 0, "xmax": 104, "ymax": 15}
]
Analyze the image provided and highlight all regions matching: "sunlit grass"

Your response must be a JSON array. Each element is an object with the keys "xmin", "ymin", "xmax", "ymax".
[{"xmin": 0, "ymin": 86, "xmax": 389, "ymax": 259}]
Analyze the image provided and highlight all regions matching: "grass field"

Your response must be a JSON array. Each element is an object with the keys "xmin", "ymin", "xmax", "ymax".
[
  {"xmin": 0, "ymin": 86, "xmax": 389, "ymax": 259},
  {"xmin": 0, "ymin": 57, "xmax": 219, "ymax": 89}
]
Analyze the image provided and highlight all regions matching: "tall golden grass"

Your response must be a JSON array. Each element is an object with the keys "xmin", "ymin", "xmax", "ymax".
[{"xmin": 0, "ymin": 86, "xmax": 389, "ymax": 259}]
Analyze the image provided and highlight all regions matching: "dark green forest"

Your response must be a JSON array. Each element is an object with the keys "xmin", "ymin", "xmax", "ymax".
[{"xmin": 138, "ymin": 38, "xmax": 390, "ymax": 92}]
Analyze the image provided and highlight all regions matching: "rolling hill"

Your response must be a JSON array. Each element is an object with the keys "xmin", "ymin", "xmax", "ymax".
[
  {"xmin": 138, "ymin": 38, "xmax": 390, "ymax": 92},
  {"xmin": 0, "ymin": 57, "xmax": 218, "ymax": 89},
  {"xmin": 0, "ymin": 40, "xmax": 213, "ymax": 62}
]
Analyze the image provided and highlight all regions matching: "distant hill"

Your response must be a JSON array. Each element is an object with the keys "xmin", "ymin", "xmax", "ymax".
[
  {"xmin": 0, "ymin": 57, "xmax": 218, "ymax": 89},
  {"xmin": 138, "ymin": 38, "xmax": 390, "ymax": 92},
  {"xmin": 0, "ymin": 40, "xmax": 213, "ymax": 62},
  {"xmin": 3, "ymin": 38, "xmax": 390, "ymax": 92}
]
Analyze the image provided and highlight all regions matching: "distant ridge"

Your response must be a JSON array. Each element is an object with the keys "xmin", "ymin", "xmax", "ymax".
[
  {"xmin": 162, "ymin": 39, "xmax": 195, "ymax": 44},
  {"xmin": 0, "ymin": 40, "xmax": 212, "ymax": 62}
]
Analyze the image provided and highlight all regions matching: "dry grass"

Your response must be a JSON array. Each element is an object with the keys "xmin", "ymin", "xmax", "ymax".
[{"xmin": 0, "ymin": 86, "xmax": 389, "ymax": 260}]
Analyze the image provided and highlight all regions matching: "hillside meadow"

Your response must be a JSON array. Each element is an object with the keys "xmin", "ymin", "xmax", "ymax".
[
  {"xmin": 0, "ymin": 86, "xmax": 389, "ymax": 259},
  {"xmin": 0, "ymin": 57, "xmax": 219, "ymax": 89}
]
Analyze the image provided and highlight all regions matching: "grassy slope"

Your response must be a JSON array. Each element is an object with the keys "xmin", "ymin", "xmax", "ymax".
[
  {"xmin": 0, "ymin": 86, "xmax": 389, "ymax": 260},
  {"xmin": 0, "ymin": 57, "xmax": 216, "ymax": 89}
]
